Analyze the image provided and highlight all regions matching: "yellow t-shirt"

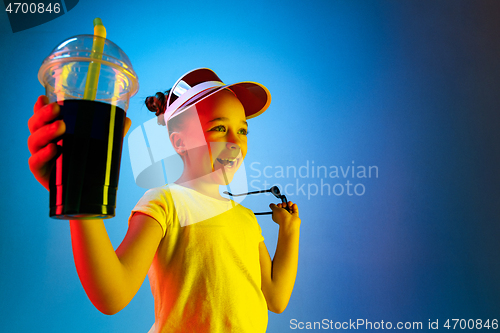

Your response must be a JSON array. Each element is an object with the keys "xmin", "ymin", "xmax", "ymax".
[{"xmin": 130, "ymin": 184, "xmax": 268, "ymax": 333}]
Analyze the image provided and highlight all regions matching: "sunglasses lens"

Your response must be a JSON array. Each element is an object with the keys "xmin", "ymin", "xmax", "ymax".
[{"xmin": 270, "ymin": 186, "xmax": 281, "ymax": 197}]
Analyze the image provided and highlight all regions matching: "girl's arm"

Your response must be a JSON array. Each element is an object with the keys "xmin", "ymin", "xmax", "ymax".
[
  {"xmin": 70, "ymin": 213, "xmax": 162, "ymax": 315},
  {"xmin": 259, "ymin": 202, "xmax": 301, "ymax": 313},
  {"xmin": 28, "ymin": 96, "xmax": 158, "ymax": 314}
]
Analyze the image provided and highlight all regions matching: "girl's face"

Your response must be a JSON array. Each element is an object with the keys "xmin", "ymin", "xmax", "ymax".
[{"xmin": 173, "ymin": 89, "xmax": 248, "ymax": 185}]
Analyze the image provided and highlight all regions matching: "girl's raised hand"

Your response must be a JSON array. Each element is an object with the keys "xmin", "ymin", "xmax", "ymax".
[
  {"xmin": 27, "ymin": 95, "xmax": 132, "ymax": 191},
  {"xmin": 28, "ymin": 95, "xmax": 65, "ymax": 191}
]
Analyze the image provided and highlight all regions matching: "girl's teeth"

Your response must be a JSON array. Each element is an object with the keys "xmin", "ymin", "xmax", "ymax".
[{"xmin": 217, "ymin": 158, "xmax": 236, "ymax": 167}]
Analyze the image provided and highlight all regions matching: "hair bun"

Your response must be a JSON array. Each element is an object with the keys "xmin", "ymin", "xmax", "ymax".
[{"xmin": 145, "ymin": 90, "xmax": 171, "ymax": 116}]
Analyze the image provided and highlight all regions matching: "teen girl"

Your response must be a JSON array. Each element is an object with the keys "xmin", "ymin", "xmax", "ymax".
[{"xmin": 27, "ymin": 68, "xmax": 301, "ymax": 332}]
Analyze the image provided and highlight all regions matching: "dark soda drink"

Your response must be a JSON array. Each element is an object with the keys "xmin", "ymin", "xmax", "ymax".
[{"xmin": 50, "ymin": 99, "xmax": 126, "ymax": 219}]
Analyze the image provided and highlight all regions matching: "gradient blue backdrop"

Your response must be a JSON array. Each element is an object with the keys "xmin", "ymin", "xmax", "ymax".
[{"xmin": 1, "ymin": 0, "xmax": 499, "ymax": 332}]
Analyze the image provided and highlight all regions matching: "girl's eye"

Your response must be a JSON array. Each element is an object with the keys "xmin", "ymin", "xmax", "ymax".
[
  {"xmin": 238, "ymin": 128, "xmax": 249, "ymax": 135},
  {"xmin": 210, "ymin": 125, "xmax": 226, "ymax": 132},
  {"xmin": 209, "ymin": 125, "xmax": 249, "ymax": 135}
]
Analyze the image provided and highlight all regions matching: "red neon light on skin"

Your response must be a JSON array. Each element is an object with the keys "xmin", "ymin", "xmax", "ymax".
[
  {"xmin": 56, "ymin": 139, "xmax": 63, "ymax": 206},
  {"xmin": 206, "ymin": 141, "xmax": 215, "ymax": 173}
]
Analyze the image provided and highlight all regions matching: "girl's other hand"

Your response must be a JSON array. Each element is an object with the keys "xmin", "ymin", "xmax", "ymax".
[
  {"xmin": 269, "ymin": 201, "xmax": 301, "ymax": 231},
  {"xmin": 27, "ymin": 95, "xmax": 132, "ymax": 191}
]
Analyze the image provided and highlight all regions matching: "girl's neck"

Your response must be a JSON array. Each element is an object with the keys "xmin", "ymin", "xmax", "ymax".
[{"xmin": 174, "ymin": 173, "xmax": 225, "ymax": 201}]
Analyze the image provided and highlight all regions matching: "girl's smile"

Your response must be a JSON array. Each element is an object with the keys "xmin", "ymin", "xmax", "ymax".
[{"xmin": 213, "ymin": 149, "xmax": 243, "ymax": 173}]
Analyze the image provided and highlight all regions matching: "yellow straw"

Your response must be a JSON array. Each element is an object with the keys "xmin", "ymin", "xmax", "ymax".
[
  {"xmin": 103, "ymin": 80, "xmax": 120, "ymax": 205},
  {"xmin": 83, "ymin": 18, "xmax": 106, "ymax": 100}
]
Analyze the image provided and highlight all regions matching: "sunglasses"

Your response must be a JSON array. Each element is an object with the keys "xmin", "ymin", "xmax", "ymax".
[{"xmin": 223, "ymin": 186, "xmax": 290, "ymax": 215}]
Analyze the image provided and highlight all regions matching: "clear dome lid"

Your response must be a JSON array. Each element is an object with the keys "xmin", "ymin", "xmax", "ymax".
[{"xmin": 38, "ymin": 34, "xmax": 139, "ymax": 111}]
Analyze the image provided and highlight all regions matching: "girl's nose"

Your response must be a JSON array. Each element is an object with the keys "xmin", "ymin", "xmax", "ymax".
[{"xmin": 226, "ymin": 141, "xmax": 239, "ymax": 150}]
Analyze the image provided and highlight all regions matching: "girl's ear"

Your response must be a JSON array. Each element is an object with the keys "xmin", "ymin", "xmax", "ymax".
[{"xmin": 170, "ymin": 132, "xmax": 187, "ymax": 155}]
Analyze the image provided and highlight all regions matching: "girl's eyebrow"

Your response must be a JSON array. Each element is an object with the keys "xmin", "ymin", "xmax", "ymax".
[{"xmin": 207, "ymin": 117, "xmax": 248, "ymax": 126}]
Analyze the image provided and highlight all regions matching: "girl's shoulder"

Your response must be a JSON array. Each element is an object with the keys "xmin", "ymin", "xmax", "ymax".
[{"xmin": 140, "ymin": 183, "xmax": 175, "ymax": 201}]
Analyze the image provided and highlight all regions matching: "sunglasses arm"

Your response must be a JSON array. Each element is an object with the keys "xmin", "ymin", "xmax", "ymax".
[
  {"xmin": 223, "ymin": 189, "xmax": 270, "ymax": 197},
  {"xmin": 223, "ymin": 188, "xmax": 290, "ymax": 215}
]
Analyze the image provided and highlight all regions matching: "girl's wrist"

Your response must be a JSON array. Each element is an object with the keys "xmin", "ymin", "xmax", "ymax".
[{"xmin": 279, "ymin": 218, "xmax": 301, "ymax": 236}]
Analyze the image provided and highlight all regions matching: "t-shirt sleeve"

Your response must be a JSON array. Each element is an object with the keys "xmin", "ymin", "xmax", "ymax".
[
  {"xmin": 253, "ymin": 212, "xmax": 265, "ymax": 243},
  {"xmin": 257, "ymin": 223, "xmax": 264, "ymax": 243},
  {"xmin": 128, "ymin": 187, "xmax": 172, "ymax": 238}
]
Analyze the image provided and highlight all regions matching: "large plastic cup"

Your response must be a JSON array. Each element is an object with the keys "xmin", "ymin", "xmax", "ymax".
[{"xmin": 38, "ymin": 34, "xmax": 139, "ymax": 219}]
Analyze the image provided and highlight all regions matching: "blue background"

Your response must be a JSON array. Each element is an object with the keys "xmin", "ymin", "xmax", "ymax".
[{"xmin": 1, "ymin": 0, "xmax": 499, "ymax": 331}]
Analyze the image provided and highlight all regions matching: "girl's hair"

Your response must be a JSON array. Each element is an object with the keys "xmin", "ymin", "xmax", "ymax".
[
  {"xmin": 145, "ymin": 89, "xmax": 169, "ymax": 117},
  {"xmin": 145, "ymin": 89, "xmax": 183, "ymax": 134}
]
